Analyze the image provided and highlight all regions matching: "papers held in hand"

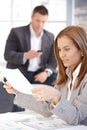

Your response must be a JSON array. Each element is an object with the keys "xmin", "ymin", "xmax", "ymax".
[{"xmin": 1, "ymin": 68, "xmax": 33, "ymax": 95}]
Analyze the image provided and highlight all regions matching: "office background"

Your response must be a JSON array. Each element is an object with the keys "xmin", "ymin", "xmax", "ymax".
[
  {"xmin": 0, "ymin": 0, "xmax": 87, "ymax": 65},
  {"xmin": 0, "ymin": 0, "xmax": 87, "ymax": 113}
]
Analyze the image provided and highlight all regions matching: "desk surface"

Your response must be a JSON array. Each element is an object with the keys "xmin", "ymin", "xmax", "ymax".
[{"xmin": 0, "ymin": 110, "xmax": 87, "ymax": 130}]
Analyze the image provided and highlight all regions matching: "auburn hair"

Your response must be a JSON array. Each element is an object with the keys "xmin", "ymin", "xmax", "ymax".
[{"xmin": 54, "ymin": 25, "xmax": 87, "ymax": 88}]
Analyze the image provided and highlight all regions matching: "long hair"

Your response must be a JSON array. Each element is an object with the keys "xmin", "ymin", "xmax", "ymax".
[{"xmin": 54, "ymin": 25, "xmax": 87, "ymax": 88}]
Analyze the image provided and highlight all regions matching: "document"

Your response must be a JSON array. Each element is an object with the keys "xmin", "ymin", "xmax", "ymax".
[
  {"xmin": 1, "ymin": 67, "xmax": 33, "ymax": 95},
  {"xmin": 0, "ymin": 113, "xmax": 36, "ymax": 130},
  {"xmin": 56, "ymin": 125, "xmax": 87, "ymax": 130},
  {"xmin": 15, "ymin": 116, "xmax": 69, "ymax": 130},
  {"xmin": 0, "ymin": 111, "xmax": 87, "ymax": 130}
]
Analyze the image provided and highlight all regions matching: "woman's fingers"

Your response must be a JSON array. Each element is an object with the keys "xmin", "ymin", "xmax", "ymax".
[{"xmin": 3, "ymin": 82, "xmax": 19, "ymax": 94}]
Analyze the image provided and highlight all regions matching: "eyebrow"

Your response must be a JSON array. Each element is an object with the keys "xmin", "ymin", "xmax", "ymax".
[
  {"xmin": 64, "ymin": 45, "xmax": 70, "ymax": 48},
  {"xmin": 58, "ymin": 45, "xmax": 70, "ymax": 49}
]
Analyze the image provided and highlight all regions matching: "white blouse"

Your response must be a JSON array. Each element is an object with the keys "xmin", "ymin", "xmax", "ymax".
[{"xmin": 66, "ymin": 63, "xmax": 81, "ymax": 100}]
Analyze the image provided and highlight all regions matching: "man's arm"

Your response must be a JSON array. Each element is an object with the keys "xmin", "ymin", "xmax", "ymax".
[{"xmin": 4, "ymin": 28, "xmax": 24, "ymax": 65}]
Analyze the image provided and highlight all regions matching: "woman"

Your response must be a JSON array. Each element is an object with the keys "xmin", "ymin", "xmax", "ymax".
[
  {"xmin": 4, "ymin": 25, "xmax": 87, "ymax": 125},
  {"xmin": 31, "ymin": 25, "xmax": 87, "ymax": 125}
]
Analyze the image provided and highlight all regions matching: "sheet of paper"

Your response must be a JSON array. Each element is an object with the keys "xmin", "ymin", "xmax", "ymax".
[
  {"xmin": 1, "ymin": 67, "xmax": 33, "ymax": 95},
  {"xmin": 55, "ymin": 125, "xmax": 87, "ymax": 130},
  {"xmin": 0, "ymin": 112, "xmax": 87, "ymax": 130}
]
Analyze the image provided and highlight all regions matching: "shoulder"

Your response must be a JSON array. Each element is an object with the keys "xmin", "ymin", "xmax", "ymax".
[
  {"xmin": 9, "ymin": 25, "xmax": 29, "ymax": 36},
  {"xmin": 79, "ymin": 73, "xmax": 87, "ymax": 90},
  {"xmin": 43, "ymin": 29, "xmax": 54, "ymax": 39},
  {"xmin": 11, "ymin": 24, "xmax": 29, "ymax": 32}
]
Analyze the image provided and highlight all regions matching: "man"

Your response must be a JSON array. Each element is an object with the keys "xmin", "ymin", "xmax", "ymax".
[{"xmin": 4, "ymin": 5, "xmax": 57, "ymax": 85}]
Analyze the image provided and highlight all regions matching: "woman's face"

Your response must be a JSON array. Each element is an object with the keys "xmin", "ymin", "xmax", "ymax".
[{"xmin": 57, "ymin": 36, "xmax": 82, "ymax": 72}]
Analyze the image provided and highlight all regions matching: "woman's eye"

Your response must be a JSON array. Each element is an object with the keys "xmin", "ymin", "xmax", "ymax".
[
  {"xmin": 65, "ymin": 48, "xmax": 70, "ymax": 51},
  {"xmin": 58, "ymin": 48, "xmax": 70, "ymax": 52}
]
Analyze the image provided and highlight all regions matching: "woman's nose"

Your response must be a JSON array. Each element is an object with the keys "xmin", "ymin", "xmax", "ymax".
[{"xmin": 60, "ymin": 50, "xmax": 66, "ymax": 58}]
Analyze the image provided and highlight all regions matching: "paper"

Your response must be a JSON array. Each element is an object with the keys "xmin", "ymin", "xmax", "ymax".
[
  {"xmin": 13, "ymin": 111, "xmax": 69, "ymax": 130},
  {"xmin": 0, "ymin": 111, "xmax": 87, "ymax": 130},
  {"xmin": 0, "ymin": 112, "xmax": 37, "ymax": 130},
  {"xmin": 15, "ymin": 116, "xmax": 69, "ymax": 130},
  {"xmin": 56, "ymin": 125, "xmax": 87, "ymax": 130},
  {"xmin": 1, "ymin": 67, "xmax": 33, "ymax": 95},
  {"xmin": 0, "ymin": 112, "xmax": 37, "ymax": 129},
  {"xmin": 0, "ymin": 111, "xmax": 69, "ymax": 130}
]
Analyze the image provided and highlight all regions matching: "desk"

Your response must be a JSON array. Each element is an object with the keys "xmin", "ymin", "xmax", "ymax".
[{"xmin": 0, "ymin": 110, "xmax": 87, "ymax": 130}]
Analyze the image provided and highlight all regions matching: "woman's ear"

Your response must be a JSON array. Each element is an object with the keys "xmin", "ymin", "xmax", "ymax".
[{"xmin": 80, "ymin": 50, "xmax": 83, "ymax": 57}]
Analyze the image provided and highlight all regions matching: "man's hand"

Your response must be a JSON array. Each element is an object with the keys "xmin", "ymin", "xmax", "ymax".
[
  {"xmin": 34, "ymin": 71, "xmax": 48, "ymax": 83},
  {"xmin": 24, "ymin": 50, "xmax": 42, "ymax": 60}
]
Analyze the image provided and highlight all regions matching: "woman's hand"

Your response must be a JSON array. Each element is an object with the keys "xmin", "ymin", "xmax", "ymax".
[
  {"xmin": 32, "ymin": 85, "xmax": 61, "ymax": 105},
  {"xmin": 3, "ymin": 82, "xmax": 19, "ymax": 94}
]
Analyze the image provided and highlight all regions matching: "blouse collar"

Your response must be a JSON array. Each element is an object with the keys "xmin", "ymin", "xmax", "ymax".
[{"xmin": 66, "ymin": 63, "xmax": 82, "ymax": 80}]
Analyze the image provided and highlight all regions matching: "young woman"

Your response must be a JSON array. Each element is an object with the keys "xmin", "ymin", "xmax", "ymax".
[
  {"xmin": 31, "ymin": 25, "xmax": 87, "ymax": 125},
  {"xmin": 4, "ymin": 25, "xmax": 87, "ymax": 125}
]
